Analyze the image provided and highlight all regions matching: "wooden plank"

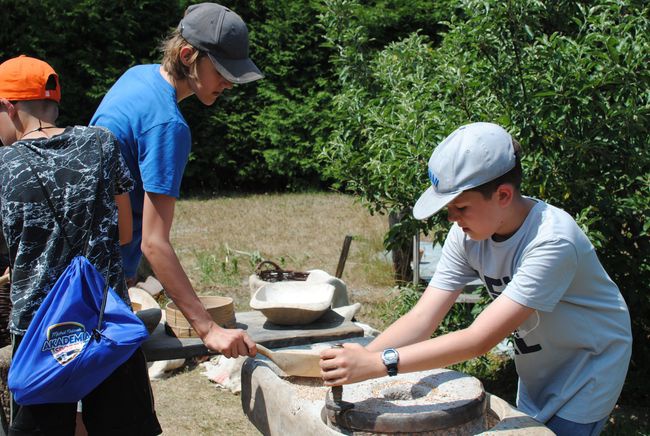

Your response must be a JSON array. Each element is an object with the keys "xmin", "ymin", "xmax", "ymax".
[{"xmin": 141, "ymin": 309, "xmax": 364, "ymax": 362}]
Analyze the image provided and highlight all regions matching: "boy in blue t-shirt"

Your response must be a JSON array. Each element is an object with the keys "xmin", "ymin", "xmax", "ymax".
[
  {"xmin": 92, "ymin": 3, "xmax": 262, "ymax": 358},
  {"xmin": 320, "ymin": 122, "xmax": 632, "ymax": 436}
]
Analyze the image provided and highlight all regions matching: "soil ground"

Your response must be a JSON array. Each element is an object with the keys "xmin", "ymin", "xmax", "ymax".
[{"xmin": 151, "ymin": 362, "xmax": 259, "ymax": 435}]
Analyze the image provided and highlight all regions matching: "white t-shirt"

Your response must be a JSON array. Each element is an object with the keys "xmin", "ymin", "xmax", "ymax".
[{"xmin": 431, "ymin": 199, "xmax": 632, "ymax": 423}]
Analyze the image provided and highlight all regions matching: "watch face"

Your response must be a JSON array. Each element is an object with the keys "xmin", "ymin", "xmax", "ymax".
[{"xmin": 383, "ymin": 349, "xmax": 398, "ymax": 364}]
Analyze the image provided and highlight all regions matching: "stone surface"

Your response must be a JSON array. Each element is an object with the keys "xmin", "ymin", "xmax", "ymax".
[
  {"xmin": 135, "ymin": 308, "xmax": 162, "ymax": 335},
  {"xmin": 249, "ymin": 271, "xmax": 351, "ymax": 309},
  {"xmin": 325, "ymin": 370, "xmax": 487, "ymax": 434},
  {"xmin": 306, "ymin": 270, "xmax": 350, "ymax": 308}
]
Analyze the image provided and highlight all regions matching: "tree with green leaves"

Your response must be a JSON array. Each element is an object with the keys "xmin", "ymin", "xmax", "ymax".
[{"xmin": 320, "ymin": 0, "xmax": 649, "ymax": 404}]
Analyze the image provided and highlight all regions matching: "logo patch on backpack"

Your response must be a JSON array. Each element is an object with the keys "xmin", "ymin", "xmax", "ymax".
[{"xmin": 41, "ymin": 322, "xmax": 91, "ymax": 366}]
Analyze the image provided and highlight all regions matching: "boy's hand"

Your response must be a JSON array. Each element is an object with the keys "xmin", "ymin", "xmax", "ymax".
[
  {"xmin": 319, "ymin": 343, "xmax": 384, "ymax": 386},
  {"xmin": 202, "ymin": 322, "xmax": 257, "ymax": 359}
]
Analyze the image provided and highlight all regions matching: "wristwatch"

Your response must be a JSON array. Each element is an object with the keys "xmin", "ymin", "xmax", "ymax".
[{"xmin": 381, "ymin": 348, "xmax": 399, "ymax": 377}]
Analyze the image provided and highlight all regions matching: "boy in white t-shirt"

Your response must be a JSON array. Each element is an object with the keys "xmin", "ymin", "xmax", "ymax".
[{"xmin": 320, "ymin": 122, "xmax": 632, "ymax": 436}]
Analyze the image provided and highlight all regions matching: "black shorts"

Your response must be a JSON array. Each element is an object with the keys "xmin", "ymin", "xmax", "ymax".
[{"xmin": 9, "ymin": 335, "xmax": 162, "ymax": 436}]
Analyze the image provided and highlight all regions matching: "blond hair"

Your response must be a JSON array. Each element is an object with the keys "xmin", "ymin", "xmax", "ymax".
[{"xmin": 160, "ymin": 29, "xmax": 204, "ymax": 82}]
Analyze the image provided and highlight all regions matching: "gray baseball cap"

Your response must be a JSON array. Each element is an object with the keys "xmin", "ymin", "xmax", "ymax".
[
  {"xmin": 413, "ymin": 122, "xmax": 516, "ymax": 220},
  {"xmin": 179, "ymin": 2, "xmax": 263, "ymax": 84}
]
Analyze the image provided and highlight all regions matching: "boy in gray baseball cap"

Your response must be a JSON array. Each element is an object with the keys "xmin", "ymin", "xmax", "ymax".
[
  {"xmin": 178, "ymin": 2, "xmax": 262, "ymax": 84},
  {"xmin": 321, "ymin": 122, "xmax": 632, "ymax": 435},
  {"xmin": 91, "ymin": 3, "xmax": 260, "ymax": 365}
]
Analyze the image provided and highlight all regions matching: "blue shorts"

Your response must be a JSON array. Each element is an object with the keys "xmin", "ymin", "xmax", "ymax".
[{"xmin": 545, "ymin": 414, "xmax": 609, "ymax": 436}]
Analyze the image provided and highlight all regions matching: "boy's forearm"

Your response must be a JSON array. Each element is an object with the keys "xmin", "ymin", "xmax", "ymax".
[
  {"xmin": 366, "ymin": 312, "xmax": 433, "ymax": 352},
  {"xmin": 397, "ymin": 294, "xmax": 534, "ymax": 374},
  {"xmin": 397, "ymin": 329, "xmax": 487, "ymax": 374},
  {"xmin": 142, "ymin": 237, "xmax": 214, "ymax": 337},
  {"xmin": 366, "ymin": 286, "xmax": 462, "ymax": 353},
  {"xmin": 115, "ymin": 193, "xmax": 133, "ymax": 245}
]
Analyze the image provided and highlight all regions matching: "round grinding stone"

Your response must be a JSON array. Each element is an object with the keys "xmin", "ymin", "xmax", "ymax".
[{"xmin": 325, "ymin": 368, "xmax": 487, "ymax": 435}]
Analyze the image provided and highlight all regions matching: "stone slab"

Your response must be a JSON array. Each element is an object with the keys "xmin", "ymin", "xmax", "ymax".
[{"xmin": 141, "ymin": 309, "xmax": 364, "ymax": 362}]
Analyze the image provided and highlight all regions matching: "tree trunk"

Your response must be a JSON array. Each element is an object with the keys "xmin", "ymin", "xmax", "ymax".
[{"xmin": 388, "ymin": 210, "xmax": 413, "ymax": 283}]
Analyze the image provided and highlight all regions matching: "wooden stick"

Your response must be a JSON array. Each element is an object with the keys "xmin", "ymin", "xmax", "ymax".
[{"xmin": 335, "ymin": 235, "xmax": 353, "ymax": 279}]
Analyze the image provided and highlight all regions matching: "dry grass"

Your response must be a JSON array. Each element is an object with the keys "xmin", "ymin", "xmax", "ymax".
[
  {"xmin": 152, "ymin": 192, "xmax": 396, "ymax": 435},
  {"xmin": 152, "ymin": 363, "xmax": 260, "ymax": 435},
  {"xmin": 169, "ymin": 192, "xmax": 396, "ymax": 326}
]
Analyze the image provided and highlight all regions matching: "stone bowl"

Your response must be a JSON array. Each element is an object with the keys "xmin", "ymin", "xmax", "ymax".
[{"xmin": 250, "ymin": 281, "xmax": 335, "ymax": 325}]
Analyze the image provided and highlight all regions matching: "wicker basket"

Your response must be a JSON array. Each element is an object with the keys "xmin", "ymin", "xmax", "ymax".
[
  {"xmin": 255, "ymin": 260, "xmax": 309, "ymax": 283},
  {"xmin": 165, "ymin": 296, "xmax": 236, "ymax": 338}
]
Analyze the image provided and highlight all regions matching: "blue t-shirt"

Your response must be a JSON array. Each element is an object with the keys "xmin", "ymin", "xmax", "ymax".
[{"xmin": 91, "ymin": 65, "xmax": 191, "ymax": 277}]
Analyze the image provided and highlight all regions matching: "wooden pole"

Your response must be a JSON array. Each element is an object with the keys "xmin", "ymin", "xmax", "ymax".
[{"xmin": 335, "ymin": 236, "xmax": 353, "ymax": 279}]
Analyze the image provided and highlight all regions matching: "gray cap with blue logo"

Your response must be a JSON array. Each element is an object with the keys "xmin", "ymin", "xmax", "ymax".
[{"xmin": 413, "ymin": 122, "xmax": 516, "ymax": 220}]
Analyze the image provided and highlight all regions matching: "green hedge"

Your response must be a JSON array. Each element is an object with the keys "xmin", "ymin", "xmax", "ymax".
[
  {"xmin": 1, "ymin": 0, "xmax": 342, "ymax": 192},
  {"xmin": 1, "ymin": 0, "xmax": 457, "ymax": 193}
]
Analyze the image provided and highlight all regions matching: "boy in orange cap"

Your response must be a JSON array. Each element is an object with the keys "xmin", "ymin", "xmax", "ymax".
[{"xmin": 0, "ymin": 55, "xmax": 161, "ymax": 435}]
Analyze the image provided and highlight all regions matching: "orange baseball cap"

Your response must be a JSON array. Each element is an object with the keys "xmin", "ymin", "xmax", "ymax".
[{"xmin": 0, "ymin": 55, "xmax": 61, "ymax": 103}]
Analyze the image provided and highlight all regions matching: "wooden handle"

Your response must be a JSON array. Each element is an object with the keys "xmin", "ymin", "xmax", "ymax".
[
  {"xmin": 0, "ymin": 274, "xmax": 9, "ymax": 287},
  {"xmin": 255, "ymin": 344, "xmax": 273, "ymax": 359}
]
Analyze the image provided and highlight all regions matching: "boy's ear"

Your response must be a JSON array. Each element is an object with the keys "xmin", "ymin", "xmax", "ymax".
[
  {"xmin": 0, "ymin": 98, "xmax": 17, "ymax": 117},
  {"xmin": 496, "ymin": 184, "xmax": 515, "ymax": 207},
  {"xmin": 179, "ymin": 46, "xmax": 195, "ymax": 67}
]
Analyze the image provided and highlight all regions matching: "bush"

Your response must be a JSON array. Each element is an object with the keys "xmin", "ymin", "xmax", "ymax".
[
  {"xmin": 179, "ymin": 0, "xmax": 340, "ymax": 192},
  {"xmin": 0, "ymin": 0, "xmax": 182, "ymax": 126}
]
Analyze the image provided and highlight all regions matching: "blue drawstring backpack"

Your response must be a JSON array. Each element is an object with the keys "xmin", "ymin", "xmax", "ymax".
[
  {"xmin": 8, "ymin": 256, "xmax": 148, "ymax": 405},
  {"xmin": 6, "ymin": 139, "xmax": 148, "ymax": 405}
]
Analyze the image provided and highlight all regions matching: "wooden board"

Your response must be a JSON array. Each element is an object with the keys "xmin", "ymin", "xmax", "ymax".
[{"xmin": 141, "ymin": 309, "xmax": 364, "ymax": 362}]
